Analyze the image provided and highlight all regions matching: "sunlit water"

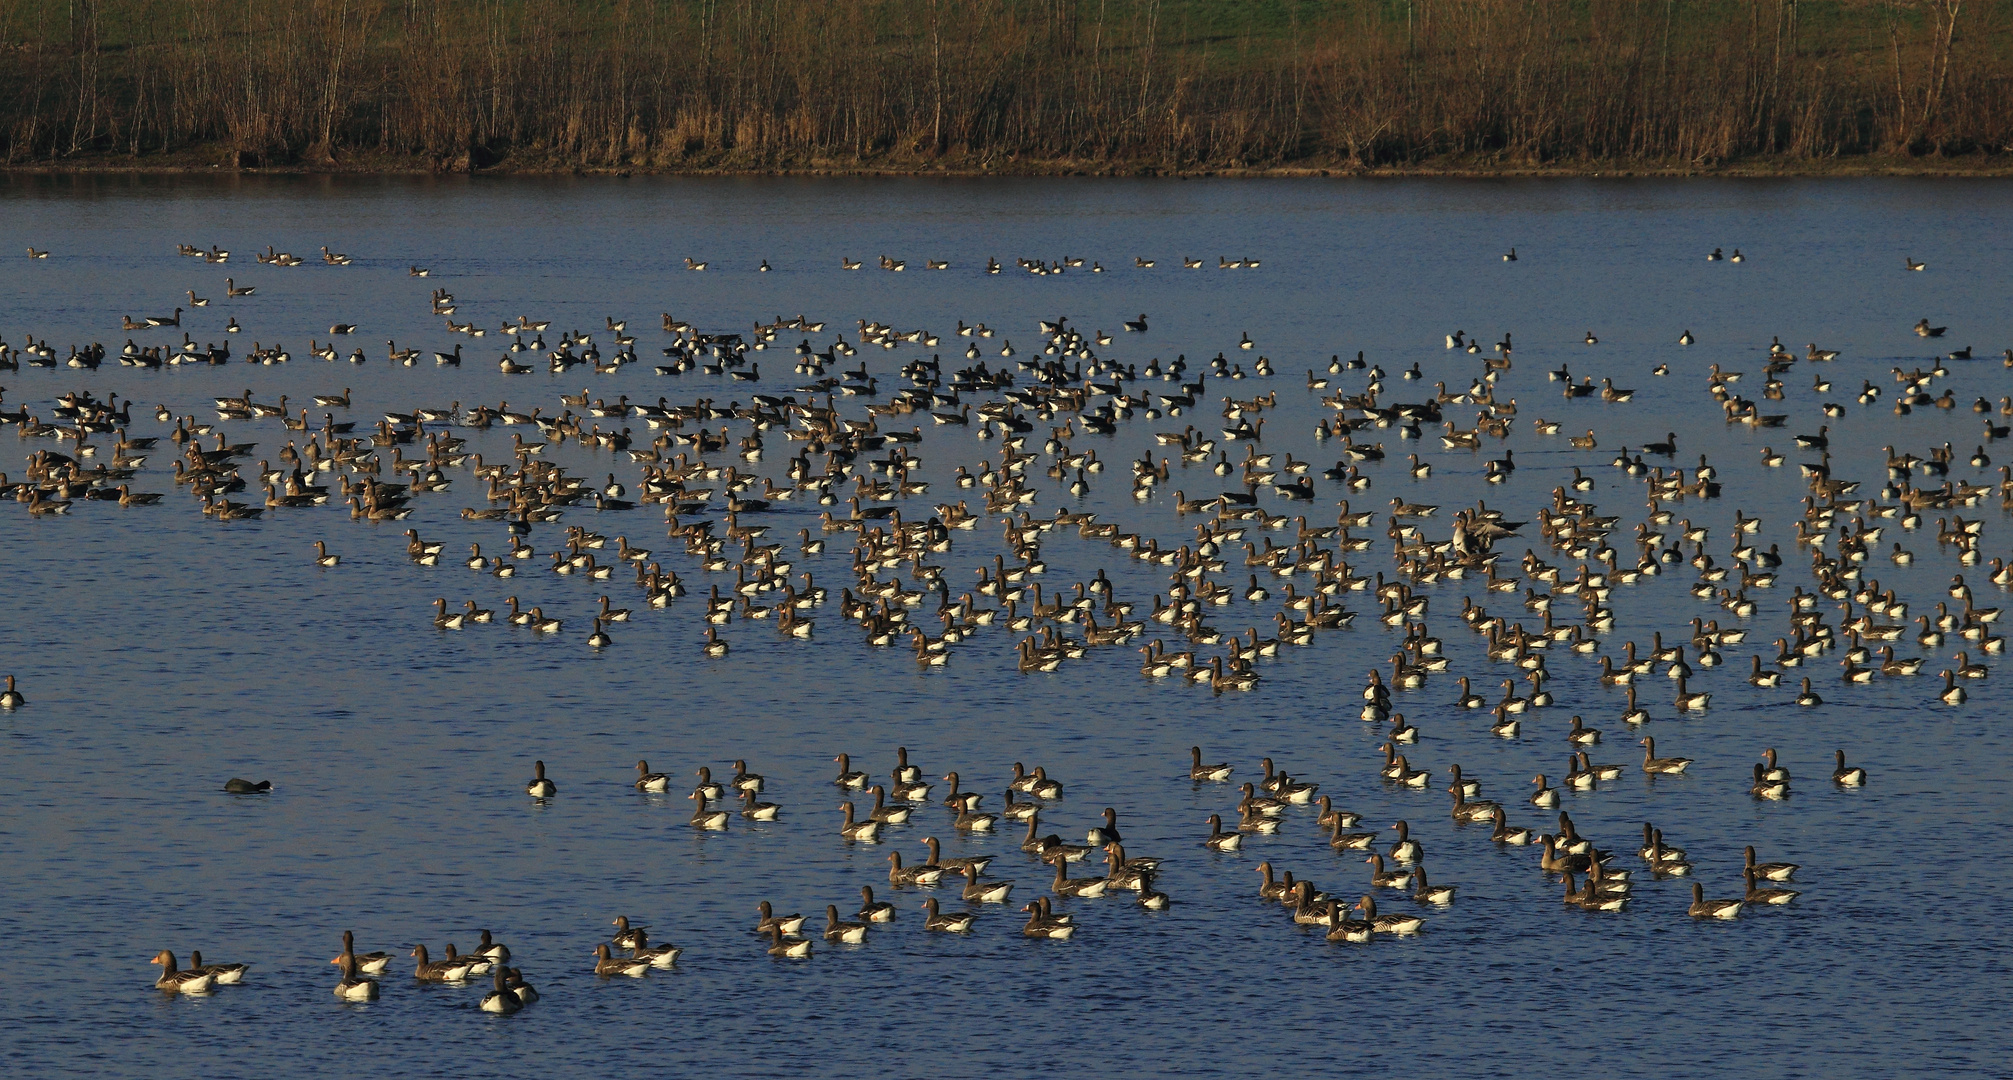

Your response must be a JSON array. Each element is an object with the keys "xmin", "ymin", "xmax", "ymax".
[{"xmin": 1, "ymin": 176, "xmax": 2008, "ymax": 1077}]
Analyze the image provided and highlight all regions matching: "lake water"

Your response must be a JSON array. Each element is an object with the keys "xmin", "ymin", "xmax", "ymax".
[{"xmin": 1, "ymin": 175, "xmax": 2007, "ymax": 1077}]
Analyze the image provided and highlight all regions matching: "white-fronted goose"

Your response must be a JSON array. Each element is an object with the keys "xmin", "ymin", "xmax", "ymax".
[
  {"xmin": 1203, "ymin": 814, "xmax": 1243, "ymax": 851},
  {"xmin": 332, "ymin": 930, "xmax": 391, "ymax": 975},
  {"xmin": 1832, "ymin": 750, "xmax": 1868, "ymax": 785},
  {"xmin": 634, "ymin": 760, "xmax": 670, "ymax": 792},
  {"xmin": 1365, "ymin": 853, "xmax": 1411, "ymax": 890},
  {"xmin": 1390, "ymin": 820, "xmax": 1423, "ymax": 862},
  {"xmin": 924, "ymin": 835, "xmax": 994, "ymax": 878},
  {"xmin": 740, "ymin": 788, "xmax": 780, "ymax": 820},
  {"xmin": 756, "ymin": 901, "xmax": 806, "ymax": 937},
  {"xmin": 525, "ymin": 760, "xmax": 556, "ymax": 797},
  {"xmin": 1640, "ymin": 737, "xmax": 1692, "ymax": 774},
  {"xmin": 1355, "ymin": 894, "xmax": 1424, "ymax": 934},
  {"xmin": 824, "ymin": 905, "xmax": 869, "ymax": 943},
  {"xmin": 832, "ymin": 754, "xmax": 869, "ymax": 789},
  {"xmin": 688, "ymin": 792, "xmax": 730, "ymax": 829},
  {"xmin": 151, "ymin": 950, "xmax": 216, "ymax": 993},
  {"xmin": 1745, "ymin": 846, "xmax": 1799, "ymax": 881},
  {"xmin": 887, "ymin": 851, "xmax": 943, "ymax": 887},
  {"xmin": 1743, "ymin": 867, "xmax": 1800, "ymax": 906},
  {"xmin": 1189, "ymin": 746, "xmax": 1233, "ymax": 781},
  {"xmin": 411, "ymin": 944, "xmax": 475, "ymax": 982},
  {"xmin": 1411, "ymin": 867, "xmax": 1456, "ymax": 905},
  {"xmin": 1490, "ymin": 807, "xmax": 1534, "ymax": 845},
  {"xmin": 474, "ymin": 930, "xmax": 510, "ymax": 963},
  {"xmin": 1020, "ymin": 899, "xmax": 1075, "ymax": 938},
  {"xmin": 1750, "ymin": 763, "xmax": 1790, "ymax": 800},
  {"xmin": 479, "ymin": 968, "xmax": 523, "ymax": 1013},
  {"xmin": 1316, "ymin": 796, "xmax": 1361, "ymax": 830},
  {"xmin": 923, "ymin": 897, "xmax": 976, "ymax": 933},
  {"xmin": 332, "ymin": 953, "xmax": 378, "ymax": 1000},
  {"xmin": 868, "ymin": 785, "xmax": 911, "ymax": 824},
  {"xmin": 839, "ymin": 801, "xmax": 880, "ymax": 841},
  {"xmin": 610, "ymin": 916, "xmax": 649, "ymax": 950},
  {"xmin": 593, "ymin": 942, "xmax": 651, "ymax": 976},
  {"xmin": 1688, "ymin": 883, "xmax": 1743, "ymax": 919},
  {"xmin": 1052, "ymin": 857, "xmax": 1107, "ymax": 898},
  {"xmin": 858, "ymin": 886, "xmax": 896, "ymax": 922}
]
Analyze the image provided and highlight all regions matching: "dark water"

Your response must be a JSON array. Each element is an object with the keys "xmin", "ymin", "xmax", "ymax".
[{"xmin": 1, "ymin": 176, "xmax": 2007, "ymax": 1077}]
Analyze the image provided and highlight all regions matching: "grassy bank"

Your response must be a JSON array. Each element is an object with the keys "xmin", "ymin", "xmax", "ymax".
[{"xmin": 3, "ymin": 1, "xmax": 2009, "ymax": 175}]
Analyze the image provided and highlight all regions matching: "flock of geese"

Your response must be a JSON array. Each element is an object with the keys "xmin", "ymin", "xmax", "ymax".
[{"xmin": 6, "ymin": 239, "xmax": 1996, "ymax": 1005}]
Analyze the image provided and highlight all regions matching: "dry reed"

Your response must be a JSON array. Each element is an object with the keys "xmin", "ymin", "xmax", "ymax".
[{"xmin": 1, "ymin": 0, "xmax": 2007, "ymax": 171}]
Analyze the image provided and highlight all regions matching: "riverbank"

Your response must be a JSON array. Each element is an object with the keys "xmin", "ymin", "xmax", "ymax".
[{"xmin": 8, "ymin": 148, "xmax": 2013, "ymax": 180}]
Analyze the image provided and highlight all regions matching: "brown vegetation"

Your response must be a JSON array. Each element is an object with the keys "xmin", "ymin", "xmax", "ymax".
[{"xmin": 1, "ymin": 0, "xmax": 2008, "ymax": 173}]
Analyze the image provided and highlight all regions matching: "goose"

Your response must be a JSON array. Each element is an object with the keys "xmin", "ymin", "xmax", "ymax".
[
  {"xmin": 1450, "ymin": 787, "xmax": 1500, "ymax": 823},
  {"xmin": 1203, "ymin": 814, "xmax": 1242, "ymax": 851},
  {"xmin": 1086, "ymin": 807, "xmax": 1124, "ymax": 846},
  {"xmin": 857, "ymin": 886, "xmax": 897, "ymax": 923},
  {"xmin": 689, "ymin": 792, "xmax": 731, "ymax": 829},
  {"xmin": 150, "ymin": 951, "xmax": 216, "ymax": 994},
  {"xmin": 1531, "ymin": 774, "xmax": 1560, "ymax": 807},
  {"xmin": 1743, "ymin": 867, "xmax": 1800, "ymax": 906},
  {"xmin": 692, "ymin": 767, "xmax": 726, "ymax": 802},
  {"xmin": 1490, "ymin": 807, "xmax": 1534, "ymax": 845},
  {"xmin": 1566, "ymin": 715, "xmax": 1601, "ymax": 746},
  {"xmin": 1051, "ymin": 858, "xmax": 1107, "ymax": 898},
  {"xmin": 1749, "ymin": 655, "xmax": 1783, "ymax": 687},
  {"xmin": 332, "ymin": 953, "xmax": 379, "ymax": 1000},
  {"xmin": 1563, "ymin": 872, "xmax": 1628, "ymax": 912},
  {"xmin": 887, "ymin": 851, "xmax": 944, "ymax": 888},
  {"xmin": 1796, "ymin": 676, "xmax": 1825, "ymax": 706},
  {"xmin": 1316, "ymin": 796, "xmax": 1360, "ymax": 831},
  {"xmin": 839, "ymin": 801, "xmax": 881, "ymax": 841},
  {"xmin": 1745, "ymin": 846, "xmax": 1799, "ymax": 881},
  {"xmin": 1365, "ymin": 853, "xmax": 1412, "ymax": 890},
  {"xmin": 479, "ymin": 968, "xmax": 523, "ymax": 1013},
  {"xmin": 1760, "ymin": 749, "xmax": 1791, "ymax": 783},
  {"xmin": 1389, "ymin": 820, "xmax": 1422, "ymax": 862},
  {"xmin": 962, "ymin": 874, "xmax": 1015, "ymax": 904},
  {"xmin": 1136, "ymin": 872, "xmax": 1170, "ymax": 910},
  {"xmin": 525, "ymin": 760, "xmax": 556, "ymax": 797},
  {"xmin": 1673, "ymin": 673, "xmax": 1710, "ymax": 711},
  {"xmin": 609, "ymin": 916, "xmax": 650, "ymax": 950},
  {"xmin": 331, "ymin": 930, "xmax": 392, "ymax": 975},
  {"xmin": 1688, "ymin": 883, "xmax": 1743, "ymax": 919},
  {"xmin": 1020, "ymin": 900, "xmax": 1075, "ymax": 938},
  {"xmin": 185, "ymin": 951, "xmax": 249, "ymax": 985},
  {"xmin": 1679, "ymin": 330, "xmax": 1694, "ymax": 345},
  {"xmin": 739, "ymin": 788, "xmax": 781, "ymax": 820},
  {"xmin": 954, "ymin": 803, "xmax": 998, "ymax": 833},
  {"xmin": 1906, "ymin": 257, "xmax": 1926, "ymax": 271},
  {"xmin": 1750, "ymin": 763, "xmax": 1791, "ymax": 800},
  {"xmin": 823, "ymin": 905, "xmax": 870, "ymax": 943},
  {"xmin": 225, "ymin": 278, "xmax": 255, "ymax": 297},
  {"xmin": 1832, "ymin": 750, "xmax": 1868, "ymax": 786},
  {"xmin": 1123, "ymin": 314, "xmax": 1149, "ymax": 333},
  {"xmin": 1354, "ymin": 894, "xmax": 1424, "ymax": 934},
  {"xmin": 1189, "ymin": 746, "xmax": 1233, "ymax": 781},
  {"xmin": 832, "ymin": 754, "xmax": 869, "ymax": 789},
  {"xmin": 756, "ymin": 901, "xmax": 807, "ymax": 937},
  {"xmin": 1640, "ymin": 737, "xmax": 1692, "ymax": 774},
  {"xmin": 411, "ymin": 944, "xmax": 477, "ymax": 982},
  {"xmin": 1411, "ymin": 867, "xmax": 1456, "ymax": 905},
  {"xmin": 922, "ymin": 897, "xmax": 975, "ymax": 933}
]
